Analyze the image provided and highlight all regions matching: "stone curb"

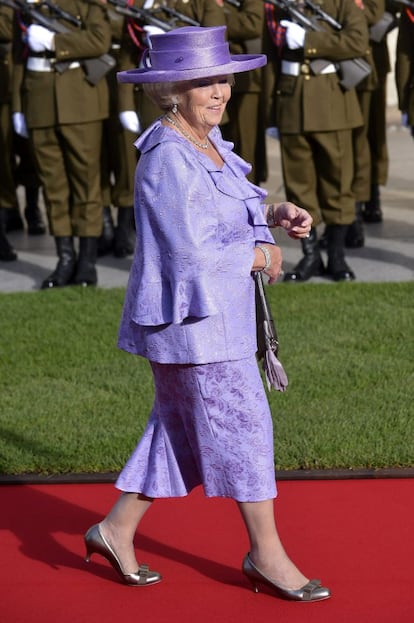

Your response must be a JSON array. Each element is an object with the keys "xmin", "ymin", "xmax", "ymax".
[{"xmin": 1, "ymin": 467, "xmax": 413, "ymax": 485}]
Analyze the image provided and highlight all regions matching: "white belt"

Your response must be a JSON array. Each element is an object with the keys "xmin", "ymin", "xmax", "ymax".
[
  {"xmin": 27, "ymin": 57, "xmax": 81, "ymax": 72},
  {"xmin": 281, "ymin": 60, "xmax": 336, "ymax": 76}
]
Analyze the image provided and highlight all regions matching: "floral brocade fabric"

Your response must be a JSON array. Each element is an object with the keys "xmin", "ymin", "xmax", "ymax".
[
  {"xmin": 116, "ymin": 356, "xmax": 277, "ymax": 502},
  {"xmin": 117, "ymin": 121, "xmax": 274, "ymax": 364}
]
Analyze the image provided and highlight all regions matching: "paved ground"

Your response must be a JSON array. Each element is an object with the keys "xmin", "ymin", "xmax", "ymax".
[{"xmin": 1, "ymin": 116, "xmax": 413, "ymax": 292}]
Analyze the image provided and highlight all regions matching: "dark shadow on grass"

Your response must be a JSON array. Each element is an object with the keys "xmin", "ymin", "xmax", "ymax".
[{"xmin": 0, "ymin": 426, "xmax": 70, "ymax": 472}]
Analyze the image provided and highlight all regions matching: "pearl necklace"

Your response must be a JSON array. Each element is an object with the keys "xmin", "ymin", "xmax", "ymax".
[{"xmin": 164, "ymin": 114, "xmax": 210, "ymax": 150}]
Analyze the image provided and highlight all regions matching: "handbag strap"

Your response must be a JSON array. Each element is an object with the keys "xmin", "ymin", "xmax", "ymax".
[{"xmin": 254, "ymin": 272, "xmax": 280, "ymax": 355}]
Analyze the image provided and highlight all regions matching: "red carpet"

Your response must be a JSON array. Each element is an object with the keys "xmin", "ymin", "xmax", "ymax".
[{"xmin": 1, "ymin": 479, "xmax": 413, "ymax": 623}]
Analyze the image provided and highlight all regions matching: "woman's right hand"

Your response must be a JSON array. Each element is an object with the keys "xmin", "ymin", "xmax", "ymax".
[{"xmin": 253, "ymin": 244, "xmax": 283, "ymax": 284}]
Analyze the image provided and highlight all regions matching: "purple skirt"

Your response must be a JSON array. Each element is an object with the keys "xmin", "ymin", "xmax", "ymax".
[{"xmin": 115, "ymin": 355, "xmax": 277, "ymax": 502}]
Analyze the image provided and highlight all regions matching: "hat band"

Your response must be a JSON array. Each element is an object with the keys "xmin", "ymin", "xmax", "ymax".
[{"xmin": 149, "ymin": 42, "xmax": 231, "ymax": 73}]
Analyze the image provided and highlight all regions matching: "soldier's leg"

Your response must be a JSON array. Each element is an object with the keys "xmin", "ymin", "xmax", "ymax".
[
  {"xmin": 30, "ymin": 126, "xmax": 76, "ymax": 288},
  {"xmin": 0, "ymin": 101, "xmax": 18, "ymax": 260},
  {"xmin": 346, "ymin": 90, "xmax": 372, "ymax": 248},
  {"xmin": 99, "ymin": 117, "xmax": 116, "ymax": 256},
  {"xmin": 111, "ymin": 122, "xmax": 137, "ymax": 259},
  {"xmin": 364, "ymin": 80, "xmax": 388, "ymax": 223},
  {"xmin": 279, "ymin": 133, "xmax": 325, "ymax": 282},
  {"xmin": 14, "ymin": 134, "xmax": 46, "ymax": 235},
  {"xmin": 314, "ymin": 129, "xmax": 355, "ymax": 281},
  {"xmin": 58, "ymin": 121, "xmax": 103, "ymax": 286}
]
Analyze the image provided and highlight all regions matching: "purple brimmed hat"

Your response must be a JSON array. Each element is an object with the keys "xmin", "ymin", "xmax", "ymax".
[{"xmin": 117, "ymin": 26, "xmax": 267, "ymax": 84}]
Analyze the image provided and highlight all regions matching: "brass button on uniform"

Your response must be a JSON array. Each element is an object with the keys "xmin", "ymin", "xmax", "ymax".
[{"xmin": 301, "ymin": 63, "xmax": 310, "ymax": 75}]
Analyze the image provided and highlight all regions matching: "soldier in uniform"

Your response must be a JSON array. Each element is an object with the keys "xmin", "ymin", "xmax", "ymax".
[
  {"xmin": 99, "ymin": 6, "xmax": 138, "ymax": 258},
  {"xmin": 345, "ymin": 0, "xmax": 384, "ymax": 248},
  {"xmin": 12, "ymin": 0, "xmax": 111, "ymax": 288},
  {"xmin": 0, "ymin": 1, "xmax": 17, "ymax": 260},
  {"xmin": 396, "ymin": 6, "xmax": 414, "ymax": 138},
  {"xmin": 363, "ymin": 0, "xmax": 400, "ymax": 223},
  {"xmin": 221, "ymin": 0, "xmax": 266, "ymax": 184},
  {"xmin": 262, "ymin": 0, "xmax": 369, "ymax": 281}
]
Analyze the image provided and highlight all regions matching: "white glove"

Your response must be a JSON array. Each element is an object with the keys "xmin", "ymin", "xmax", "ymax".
[
  {"xmin": 12, "ymin": 112, "xmax": 29, "ymax": 138},
  {"xmin": 143, "ymin": 24, "xmax": 165, "ymax": 47},
  {"xmin": 26, "ymin": 24, "xmax": 55, "ymax": 52},
  {"xmin": 119, "ymin": 110, "xmax": 141, "ymax": 134},
  {"xmin": 280, "ymin": 20, "xmax": 306, "ymax": 50}
]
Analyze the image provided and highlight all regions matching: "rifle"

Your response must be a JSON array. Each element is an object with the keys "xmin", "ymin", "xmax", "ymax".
[
  {"xmin": 369, "ymin": 11, "xmax": 398, "ymax": 42},
  {"xmin": 265, "ymin": 0, "xmax": 371, "ymax": 89},
  {"xmin": 155, "ymin": 4, "xmax": 200, "ymax": 27},
  {"xmin": 107, "ymin": 0, "xmax": 174, "ymax": 32},
  {"xmin": 5, "ymin": 0, "xmax": 115, "ymax": 84},
  {"xmin": 369, "ymin": 0, "xmax": 414, "ymax": 43}
]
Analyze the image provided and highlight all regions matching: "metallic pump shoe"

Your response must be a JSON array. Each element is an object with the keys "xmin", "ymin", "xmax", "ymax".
[
  {"xmin": 84, "ymin": 523, "xmax": 162, "ymax": 587},
  {"xmin": 242, "ymin": 553, "xmax": 331, "ymax": 602}
]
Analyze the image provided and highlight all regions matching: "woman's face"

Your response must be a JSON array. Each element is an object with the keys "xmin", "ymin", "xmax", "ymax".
[{"xmin": 177, "ymin": 75, "xmax": 233, "ymax": 135}]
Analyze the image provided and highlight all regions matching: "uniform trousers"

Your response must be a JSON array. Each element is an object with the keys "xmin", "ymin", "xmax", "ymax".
[
  {"xmin": 222, "ymin": 92, "xmax": 261, "ymax": 183},
  {"xmin": 101, "ymin": 67, "xmax": 137, "ymax": 209},
  {"xmin": 279, "ymin": 129, "xmax": 355, "ymax": 226},
  {"xmin": 352, "ymin": 89, "xmax": 372, "ymax": 202},
  {"xmin": 367, "ymin": 78, "xmax": 389, "ymax": 187},
  {"xmin": 101, "ymin": 117, "xmax": 137, "ymax": 208},
  {"xmin": 30, "ymin": 121, "xmax": 103, "ymax": 237},
  {"xmin": 0, "ymin": 102, "xmax": 16, "ymax": 209}
]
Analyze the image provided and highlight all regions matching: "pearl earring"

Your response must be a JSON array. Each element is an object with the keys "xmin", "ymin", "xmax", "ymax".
[{"xmin": 172, "ymin": 103, "xmax": 178, "ymax": 114}]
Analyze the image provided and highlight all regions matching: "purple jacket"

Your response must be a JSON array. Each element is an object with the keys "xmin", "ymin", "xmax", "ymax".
[{"xmin": 117, "ymin": 120, "xmax": 275, "ymax": 364}]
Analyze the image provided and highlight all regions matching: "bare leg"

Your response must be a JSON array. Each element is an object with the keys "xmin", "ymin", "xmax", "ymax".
[
  {"xmin": 99, "ymin": 492, "xmax": 153, "ymax": 574},
  {"xmin": 237, "ymin": 499, "xmax": 308, "ymax": 590}
]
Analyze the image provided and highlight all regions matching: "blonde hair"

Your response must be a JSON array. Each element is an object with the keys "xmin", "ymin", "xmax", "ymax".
[
  {"xmin": 142, "ymin": 74, "xmax": 235, "ymax": 110},
  {"xmin": 142, "ymin": 82, "xmax": 184, "ymax": 111}
]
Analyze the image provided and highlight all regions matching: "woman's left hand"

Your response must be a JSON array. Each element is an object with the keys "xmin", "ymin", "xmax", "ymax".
[{"xmin": 272, "ymin": 202, "xmax": 313, "ymax": 239}]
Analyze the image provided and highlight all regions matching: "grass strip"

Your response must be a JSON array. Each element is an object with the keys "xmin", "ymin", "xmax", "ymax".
[{"xmin": 0, "ymin": 282, "xmax": 413, "ymax": 475}]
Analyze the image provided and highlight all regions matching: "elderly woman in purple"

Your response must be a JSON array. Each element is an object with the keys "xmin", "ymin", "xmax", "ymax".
[{"xmin": 84, "ymin": 26, "xmax": 330, "ymax": 602}]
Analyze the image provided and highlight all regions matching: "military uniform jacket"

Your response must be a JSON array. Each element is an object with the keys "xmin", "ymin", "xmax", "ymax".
[
  {"xmin": 12, "ymin": 0, "xmax": 111, "ymax": 128},
  {"xmin": 224, "ymin": 0, "xmax": 264, "ymax": 94},
  {"xmin": 262, "ymin": 0, "xmax": 369, "ymax": 133},
  {"xmin": 0, "ymin": 5, "xmax": 13, "ymax": 104}
]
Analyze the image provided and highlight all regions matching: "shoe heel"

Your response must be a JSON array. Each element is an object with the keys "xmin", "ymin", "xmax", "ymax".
[{"xmin": 84, "ymin": 541, "xmax": 92, "ymax": 563}]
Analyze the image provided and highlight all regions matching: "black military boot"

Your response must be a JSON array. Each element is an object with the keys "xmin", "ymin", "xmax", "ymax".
[
  {"xmin": 114, "ymin": 207, "xmax": 135, "ymax": 258},
  {"xmin": 41, "ymin": 237, "xmax": 76, "ymax": 288},
  {"xmin": 24, "ymin": 186, "xmax": 46, "ymax": 235},
  {"xmin": 74, "ymin": 237, "xmax": 98, "ymax": 286},
  {"xmin": 362, "ymin": 184, "xmax": 382, "ymax": 223},
  {"xmin": 5, "ymin": 206, "xmax": 24, "ymax": 232},
  {"xmin": 283, "ymin": 227, "xmax": 325, "ymax": 282},
  {"xmin": 97, "ymin": 206, "xmax": 115, "ymax": 256},
  {"xmin": 345, "ymin": 201, "xmax": 365, "ymax": 248},
  {"xmin": 0, "ymin": 208, "xmax": 18, "ymax": 261},
  {"xmin": 325, "ymin": 225, "xmax": 355, "ymax": 281}
]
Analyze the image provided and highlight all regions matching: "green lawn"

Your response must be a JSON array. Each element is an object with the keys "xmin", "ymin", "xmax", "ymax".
[{"xmin": 1, "ymin": 282, "xmax": 413, "ymax": 475}]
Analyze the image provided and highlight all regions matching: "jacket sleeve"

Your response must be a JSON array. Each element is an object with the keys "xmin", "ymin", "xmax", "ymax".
[
  {"xmin": 304, "ymin": 0, "xmax": 370, "ymax": 62},
  {"xmin": 54, "ymin": 1, "xmax": 111, "ymax": 62}
]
